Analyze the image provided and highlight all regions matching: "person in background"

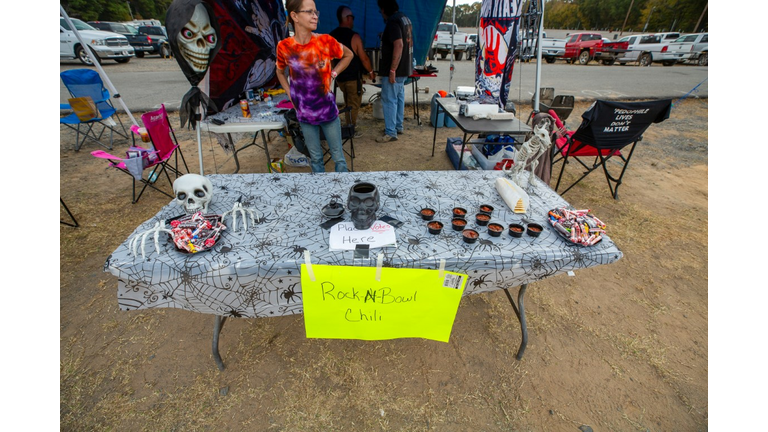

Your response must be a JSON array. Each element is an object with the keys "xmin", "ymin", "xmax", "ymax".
[
  {"xmin": 330, "ymin": 6, "xmax": 376, "ymax": 138},
  {"xmin": 375, "ymin": 0, "xmax": 413, "ymax": 143},
  {"xmin": 276, "ymin": 0, "xmax": 353, "ymax": 172}
]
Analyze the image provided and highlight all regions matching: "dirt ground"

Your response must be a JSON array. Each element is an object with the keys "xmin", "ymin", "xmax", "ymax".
[{"xmin": 60, "ymin": 97, "xmax": 708, "ymax": 431}]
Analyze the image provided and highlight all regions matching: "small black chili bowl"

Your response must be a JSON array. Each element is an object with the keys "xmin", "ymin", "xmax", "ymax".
[
  {"xmin": 487, "ymin": 222, "xmax": 504, "ymax": 237},
  {"xmin": 509, "ymin": 223, "xmax": 525, "ymax": 238},
  {"xmin": 451, "ymin": 217, "xmax": 468, "ymax": 231},
  {"xmin": 462, "ymin": 228, "xmax": 479, "ymax": 244},
  {"xmin": 452, "ymin": 207, "xmax": 468, "ymax": 219},
  {"xmin": 475, "ymin": 212, "xmax": 491, "ymax": 226},
  {"xmin": 479, "ymin": 204, "xmax": 494, "ymax": 216},
  {"xmin": 420, "ymin": 207, "xmax": 436, "ymax": 221},
  {"xmin": 527, "ymin": 223, "xmax": 544, "ymax": 237},
  {"xmin": 427, "ymin": 220, "xmax": 444, "ymax": 235}
]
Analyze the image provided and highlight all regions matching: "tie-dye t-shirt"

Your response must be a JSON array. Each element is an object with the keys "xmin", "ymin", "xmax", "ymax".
[{"xmin": 276, "ymin": 34, "xmax": 344, "ymax": 125}]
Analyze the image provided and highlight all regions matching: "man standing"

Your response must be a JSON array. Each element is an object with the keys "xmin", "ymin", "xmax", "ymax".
[
  {"xmin": 375, "ymin": 0, "xmax": 413, "ymax": 143},
  {"xmin": 330, "ymin": 6, "xmax": 376, "ymax": 138}
]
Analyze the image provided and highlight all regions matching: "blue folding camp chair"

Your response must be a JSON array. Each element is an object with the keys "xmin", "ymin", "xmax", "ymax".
[{"xmin": 60, "ymin": 69, "xmax": 129, "ymax": 151}]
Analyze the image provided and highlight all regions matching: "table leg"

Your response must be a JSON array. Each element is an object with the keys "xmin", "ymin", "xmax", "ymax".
[
  {"xmin": 503, "ymin": 284, "xmax": 529, "ymax": 360},
  {"xmin": 431, "ymin": 103, "xmax": 442, "ymax": 157},
  {"xmin": 212, "ymin": 315, "xmax": 228, "ymax": 371},
  {"xmin": 260, "ymin": 130, "xmax": 272, "ymax": 171},
  {"xmin": 227, "ymin": 133, "xmax": 242, "ymax": 174},
  {"xmin": 457, "ymin": 132, "xmax": 468, "ymax": 170}
]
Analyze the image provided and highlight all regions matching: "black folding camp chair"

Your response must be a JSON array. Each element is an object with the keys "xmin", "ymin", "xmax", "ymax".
[
  {"xmin": 283, "ymin": 107, "xmax": 356, "ymax": 171},
  {"xmin": 551, "ymin": 99, "xmax": 673, "ymax": 200}
]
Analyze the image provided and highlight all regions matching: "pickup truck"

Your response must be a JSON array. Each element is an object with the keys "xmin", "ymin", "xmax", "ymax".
[
  {"xmin": 667, "ymin": 33, "xmax": 708, "ymax": 66},
  {"xmin": 616, "ymin": 32, "xmax": 681, "ymax": 66},
  {"xmin": 60, "ymin": 17, "xmax": 134, "ymax": 65},
  {"xmin": 517, "ymin": 31, "xmax": 566, "ymax": 63},
  {"xmin": 539, "ymin": 36, "xmax": 566, "ymax": 63},
  {"xmin": 562, "ymin": 32, "xmax": 628, "ymax": 65},
  {"xmin": 137, "ymin": 25, "xmax": 171, "ymax": 58},
  {"xmin": 88, "ymin": 21, "xmax": 156, "ymax": 57},
  {"xmin": 430, "ymin": 22, "xmax": 470, "ymax": 61}
]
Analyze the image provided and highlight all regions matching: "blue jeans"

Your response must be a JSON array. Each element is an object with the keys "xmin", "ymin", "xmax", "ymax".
[
  {"xmin": 381, "ymin": 76, "xmax": 406, "ymax": 137},
  {"xmin": 299, "ymin": 117, "xmax": 349, "ymax": 173}
]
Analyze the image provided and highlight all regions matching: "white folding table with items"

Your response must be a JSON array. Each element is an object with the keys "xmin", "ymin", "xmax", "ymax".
[{"xmin": 105, "ymin": 170, "xmax": 622, "ymax": 370}]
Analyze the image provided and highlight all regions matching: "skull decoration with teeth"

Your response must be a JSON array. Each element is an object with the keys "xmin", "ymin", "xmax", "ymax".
[
  {"xmin": 177, "ymin": 3, "xmax": 218, "ymax": 73},
  {"xmin": 347, "ymin": 182, "xmax": 380, "ymax": 230},
  {"xmin": 173, "ymin": 173, "xmax": 213, "ymax": 214}
]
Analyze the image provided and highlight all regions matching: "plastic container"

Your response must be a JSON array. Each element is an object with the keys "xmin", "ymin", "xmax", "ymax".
[
  {"xmin": 427, "ymin": 221, "xmax": 443, "ymax": 234},
  {"xmin": 451, "ymin": 218, "xmax": 467, "ymax": 231},
  {"xmin": 527, "ymin": 223, "xmax": 543, "ymax": 237},
  {"xmin": 509, "ymin": 223, "xmax": 525, "ymax": 238},
  {"xmin": 475, "ymin": 213, "xmax": 491, "ymax": 226},
  {"xmin": 462, "ymin": 229, "xmax": 479, "ymax": 244},
  {"xmin": 373, "ymin": 97, "xmax": 384, "ymax": 120},
  {"xmin": 420, "ymin": 208, "xmax": 436, "ymax": 220},
  {"xmin": 430, "ymin": 93, "xmax": 445, "ymax": 128},
  {"xmin": 488, "ymin": 223, "xmax": 504, "ymax": 237}
]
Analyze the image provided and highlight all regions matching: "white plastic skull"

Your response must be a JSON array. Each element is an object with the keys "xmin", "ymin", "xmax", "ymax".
[
  {"xmin": 177, "ymin": 3, "xmax": 217, "ymax": 73},
  {"xmin": 173, "ymin": 174, "xmax": 214, "ymax": 214}
]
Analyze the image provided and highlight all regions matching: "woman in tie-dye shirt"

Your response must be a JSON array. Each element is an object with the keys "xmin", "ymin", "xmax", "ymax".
[{"xmin": 276, "ymin": 0, "xmax": 353, "ymax": 173}]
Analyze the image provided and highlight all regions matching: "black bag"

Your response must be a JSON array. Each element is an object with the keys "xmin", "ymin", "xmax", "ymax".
[{"xmin": 283, "ymin": 109, "xmax": 310, "ymax": 158}]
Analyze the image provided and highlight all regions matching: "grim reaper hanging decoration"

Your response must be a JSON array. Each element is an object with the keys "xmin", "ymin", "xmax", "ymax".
[{"xmin": 167, "ymin": 0, "xmax": 222, "ymax": 129}]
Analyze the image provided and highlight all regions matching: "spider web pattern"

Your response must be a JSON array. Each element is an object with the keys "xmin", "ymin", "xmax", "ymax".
[{"xmin": 109, "ymin": 171, "xmax": 623, "ymax": 318}]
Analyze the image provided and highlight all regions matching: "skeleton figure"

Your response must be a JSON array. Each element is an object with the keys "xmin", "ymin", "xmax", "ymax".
[
  {"xmin": 130, "ymin": 174, "xmax": 259, "ymax": 258},
  {"xmin": 511, "ymin": 117, "xmax": 553, "ymax": 186},
  {"xmin": 177, "ymin": 3, "xmax": 218, "ymax": 73},
  {"xmin": 174, "ymin": 173, "xmax": 213, "ymax": 214}
]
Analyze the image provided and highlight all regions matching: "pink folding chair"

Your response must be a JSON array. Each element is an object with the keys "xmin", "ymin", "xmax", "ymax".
[{"xmin": 91, "ymin": 105, "xmax": 189, "ymax": 203}]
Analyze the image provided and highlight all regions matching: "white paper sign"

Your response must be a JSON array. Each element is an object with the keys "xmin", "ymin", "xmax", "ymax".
[{"xmin": 329, "ymin": 221, "xmax": 397, "ymax": 251}]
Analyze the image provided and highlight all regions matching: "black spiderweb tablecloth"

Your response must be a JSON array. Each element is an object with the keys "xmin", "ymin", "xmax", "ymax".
[{"xmin": 106, "ymin": 171, "xmax": 622, "ymax": 318}]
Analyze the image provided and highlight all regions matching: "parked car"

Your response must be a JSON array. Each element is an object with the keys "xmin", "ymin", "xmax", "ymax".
[
  {"xmin": 430, "ymin": 22, "xmax": 470, "ymax": 61},
  {"xmin": 60, "ymin": 17, "xmax": 134, "ymax": 65},
  {"xmin": 616, "ymin": 32, "xmax": 681, "ymax": 66},
  {"xmin": 88, "ymin": 21, "xmax": 155, "ymax": 57},
  {"xmin": 540, "ymin": 35, "xmax": 567, "ymax": 63},
  {"xmin": 667, "ymin": 33, "xmax": 708, "ymax": 66},
  {"xmin": 561, "ymin": 32, "xmax": 628, "ymax": 65},
  {"xmin": 466, "ymin": 33, "xmax": 478, "ymax": 60},
  {"xmin": 137, "ymin": 25, "xmax": 171, "ymax": 57},
  {"xmin": 593, "ymin": 37, "xmax": 630, "ymax": 65}
]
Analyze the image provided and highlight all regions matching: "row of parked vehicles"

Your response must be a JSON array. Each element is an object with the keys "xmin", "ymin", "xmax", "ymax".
[
  {"xmin": 541, "ymin": 31, "xmax": 708, "ymax": 66},
  {"xmin": 60, "ymin": 17, "xmax": 169, "ymax": 65}
]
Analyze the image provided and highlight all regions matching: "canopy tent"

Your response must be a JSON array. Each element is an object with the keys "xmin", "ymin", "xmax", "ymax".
[{"xmin": 313, "ymin": 0, "xmax": 448, "ymax": 66}]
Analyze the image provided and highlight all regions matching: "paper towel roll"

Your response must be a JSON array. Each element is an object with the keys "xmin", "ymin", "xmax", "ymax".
[{"xmin": 495, "ymin": 177, "xmax": 530, "ymax": 213}]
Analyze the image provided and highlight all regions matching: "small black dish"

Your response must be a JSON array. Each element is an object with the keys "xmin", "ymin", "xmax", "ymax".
[
  {"xmin": 527, "ymin": 223, "xmax": 543, "ymax": 237},
  {"xmin": 452, "ymin": 207, "xmax": 467, "ymax": 218},
  {"xmin": 420, "ymin": 208, "xmax": 436, "ymax": 221},
  {"xmin": 509, "ymin": 223, "xmax": 525, "ymax": 238},
  {"xmin": 462, "ymin": 229, "xmax": 479, "ymax": 244},
  {"xmin": 451, "ymin": 218, "xmax": 468, "ymax": 231},
  {"xmin": 322, "ymin": 199, "xmax": 345, "ymax": 218},
  {"xmin": 487, "ymin": 223, "xmax": 504, "ymax": 237},
  {"xmin": 475, "ymin": 213, "xmax": 491, "ymax": 226},
  {"xmin": 427, "ymin": 220, "xmax": 444, "ymax": 234},
  {"xmin": 479, "ymin": 204, "xmax": 494, "ymax": 216}
]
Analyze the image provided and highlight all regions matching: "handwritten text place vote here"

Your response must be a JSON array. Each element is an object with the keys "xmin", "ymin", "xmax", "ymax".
[{"xmin": 319, "ymin": 281, "xmax": 417, "ymax": 322}]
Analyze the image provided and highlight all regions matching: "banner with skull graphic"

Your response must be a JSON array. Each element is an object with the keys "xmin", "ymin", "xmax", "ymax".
[
  {"xmin": 475, "ymin": 0, "xmax": 524, "ymax": 109},
  {"xmin": 207, "ymin": 0, "xmax": 287, "ymax": 112},
  {"xmin": 167, "ymin": 0, "xmax": 222, "ymax": 128}
]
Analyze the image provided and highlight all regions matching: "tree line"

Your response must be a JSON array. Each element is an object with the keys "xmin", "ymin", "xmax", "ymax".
[
  {"xmin": 443, "ymin": 0, "xmax": 707, "ymax": 34},
  {"xmin": 61, "ymin": 0, "xmax": 707, "ymax": 34},
  {"xmin": 61, "ymin": 0, "xmax": 173, "ymax": 23}
]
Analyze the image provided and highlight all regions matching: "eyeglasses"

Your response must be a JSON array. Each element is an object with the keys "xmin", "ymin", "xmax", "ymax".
[{"xmin": 298, "ymin": 9, "xmax": 320, "ymax": 17}]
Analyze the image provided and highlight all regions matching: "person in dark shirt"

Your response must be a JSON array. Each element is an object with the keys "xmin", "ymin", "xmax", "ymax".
[
  {"xmin": 375, "ymin": 0, "xmax": 413, "ymax": 143},
  {"xmin": 330, "ymin": 6, "xmax": 376, "ymax": 138}
]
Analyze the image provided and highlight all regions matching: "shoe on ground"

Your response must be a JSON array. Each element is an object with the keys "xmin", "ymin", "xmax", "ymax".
[
  {"xmin": 353, "ymin": 130, "xmax": 363, "ymax": 138},
  {"xmin": 397, "ymin": 129, "xmax": 404, "ymax": 135},
  {"xmin": 376, "ymin": 134, "xmax": 398, "ymax": 143}
]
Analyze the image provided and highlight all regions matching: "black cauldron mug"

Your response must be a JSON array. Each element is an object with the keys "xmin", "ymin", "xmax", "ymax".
[{"xmin": 347, "ymin": 182, "xmax": 380, "ymax": 230}]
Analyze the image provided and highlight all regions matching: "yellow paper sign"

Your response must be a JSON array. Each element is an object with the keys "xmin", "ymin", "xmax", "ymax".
[{"xmin": 301, "ymin": 264, "xmax": 467, "ymax": 342}]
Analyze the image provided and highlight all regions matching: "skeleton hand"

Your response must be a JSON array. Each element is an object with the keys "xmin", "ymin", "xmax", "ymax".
[
  {"xmin": 129, "ymin": 220, "xmax": 173, "ymax": 260},
  {"xmin": 222, "ymin": 203, "xmax": 261, "ymax": 232}
]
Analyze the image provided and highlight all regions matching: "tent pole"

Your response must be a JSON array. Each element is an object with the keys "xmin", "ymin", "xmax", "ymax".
[
  {"xmin": 448, "ymin": 0, "xmax": 456, "ymax": 94},
  {"xmin": 533, "ymin": 0, "xmax": 544, "ymax": 113},
  {"xmin": 60, "ymin": 5, "xmax": 139, "ymax": 127},
  {"xmin": 197, "ymin": 71, "xmax": 210, "ymax": 175}
]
